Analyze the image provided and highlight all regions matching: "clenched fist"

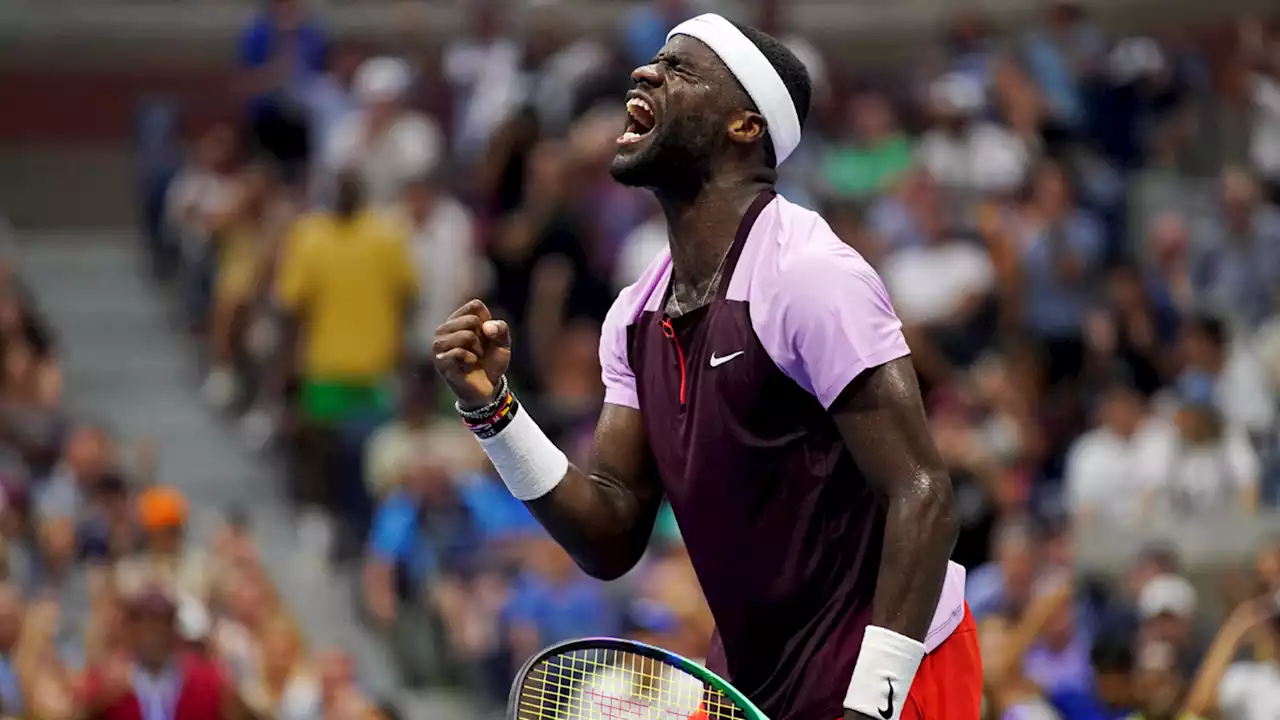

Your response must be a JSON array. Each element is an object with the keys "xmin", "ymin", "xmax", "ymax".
[{"xmin": 432, "ymin": 299, "xmax": 512, "ymax": 409}]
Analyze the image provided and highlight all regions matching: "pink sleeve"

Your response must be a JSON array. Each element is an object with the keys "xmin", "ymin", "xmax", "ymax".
[
  {"xmin": 759, "ymin": 248, "xmax": 910, "ymax": 409},
  {"xmin": 600, "ymin": 290, "xmax": 641, "ymax": 410}
]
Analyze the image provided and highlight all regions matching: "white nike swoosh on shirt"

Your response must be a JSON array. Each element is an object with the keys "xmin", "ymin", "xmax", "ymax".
[{"xmin": 709, "ymin": 351, "xmax": 745, "ymax": 368}]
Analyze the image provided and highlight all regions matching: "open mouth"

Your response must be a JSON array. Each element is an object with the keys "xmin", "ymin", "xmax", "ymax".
[{"xmin": 618, "ymin": 96, "xmax": 657, "ymax": 145}]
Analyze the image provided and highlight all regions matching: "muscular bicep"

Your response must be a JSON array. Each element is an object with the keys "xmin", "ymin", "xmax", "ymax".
[
  {"xmin": 829, "ymin": 356, "xmax": 958, "ymax": 638},
  {"xmin": 828, "ymin": 357, "xmax": 949, "ymax": 504}
]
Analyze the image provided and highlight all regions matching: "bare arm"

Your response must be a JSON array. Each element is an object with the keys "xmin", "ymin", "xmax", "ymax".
[
  {"xmin": 433, "ymin": 300, "xmax": 664, "ymax": 581},
  {"xmin": 524, "ymin": 403, "xmax": 664, "ymax": 580},
  {"xmin": 829, "ymin": 357, "xmax": 959, "ymax": 642},
  {"xmin": 1183, "ymin": 598, "xmax": 1269, "ymax": 716}
]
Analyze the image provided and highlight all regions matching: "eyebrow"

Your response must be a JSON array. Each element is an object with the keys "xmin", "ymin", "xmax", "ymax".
[{"xmin": 651, "ymin": 50, "xmax": 693, "ymax": 68}]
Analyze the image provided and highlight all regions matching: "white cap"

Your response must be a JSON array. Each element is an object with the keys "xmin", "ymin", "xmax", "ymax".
[
  {"xmin": 354, "ymin": 56, "xmax": 413, "ymax": 104},
  {"xmin": 1109, "ymin": 37, "xmax": 1164, "ymax": 84},
  {"xmin": 1137, "ymin": 574, "xmax": 1197, "ymax": 620},
  {"xmin": 929, "ymin": 72, "xmax": 986, "ymax": 115}
]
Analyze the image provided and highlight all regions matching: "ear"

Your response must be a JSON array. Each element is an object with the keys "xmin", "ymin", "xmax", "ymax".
[{"xmin": 726, "ymin": 110, "xmax": 767, "ymax": 147}]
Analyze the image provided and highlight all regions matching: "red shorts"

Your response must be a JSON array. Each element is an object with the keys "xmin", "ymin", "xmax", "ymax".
[
  {"xmin": 689, "ymin": 604, "xmax": 982, "ymax": 719},
  {"xmin": 900, "ymin": 604, "xmax": 982, "ymax": 719}
]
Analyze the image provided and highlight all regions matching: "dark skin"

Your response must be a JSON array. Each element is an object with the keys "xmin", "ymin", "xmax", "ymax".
[{"xmin": 434, "ymin": 34, "xmax": 957, "ymax": 720}]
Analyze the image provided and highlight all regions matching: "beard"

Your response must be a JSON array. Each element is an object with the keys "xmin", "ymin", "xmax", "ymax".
[{"xmin": 610, "ymin": 112, "xmax": 719, "ymax": 201}]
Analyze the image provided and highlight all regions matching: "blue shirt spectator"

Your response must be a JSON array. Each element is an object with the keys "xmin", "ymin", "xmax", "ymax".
[
  {"xmin": 458, "ymin": 473, "xmax": 539, "ymax": 543},
  {"xmin": 369, "ymin": 484, "xmax": 483, "ymax": 599},
  {"xmin": 505, "ymin": 537, "xmax": 620, "ymax": 650},
  {"xmin": 369, "ymin": 491, "xmax": 431, "ymax": 597},
  {"xmin": 1021, "ymin": 208, "xmax": 1106, "ymax": 339},
  {"xmin": 1189, "ymin": 181, "xmax": 1280, "ymax": 332},
  {"xmin": 1022, "ymin": 8, "xmax": 1106, "ymax": 131},
  {"xmin": 505, "ymin": 570, "xmax": 621, "ymax": 647},
  {"xmin": 237, "ymin": 0, "xmax": 328, "ymax": 112}
]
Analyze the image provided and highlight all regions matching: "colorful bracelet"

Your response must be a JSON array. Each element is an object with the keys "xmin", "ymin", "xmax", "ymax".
[{"xmin": 457, "ymin": 377, "xmax": 521, "ymax": 439}]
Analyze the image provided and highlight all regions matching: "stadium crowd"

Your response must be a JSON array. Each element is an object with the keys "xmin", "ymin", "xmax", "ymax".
[{"xmin": 113, "ymin": 0, "xmax": 1280, "ymax": 718}]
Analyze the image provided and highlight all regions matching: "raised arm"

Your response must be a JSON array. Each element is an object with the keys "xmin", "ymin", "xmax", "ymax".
[{"xmin": 432, "ymin": 300, "xmax": 663, "ymax": 580}]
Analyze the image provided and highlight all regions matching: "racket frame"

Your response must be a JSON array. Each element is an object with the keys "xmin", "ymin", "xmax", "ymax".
[{"xmin": 508, "ymin": 636, "xmax": 770, "ymax": 720}]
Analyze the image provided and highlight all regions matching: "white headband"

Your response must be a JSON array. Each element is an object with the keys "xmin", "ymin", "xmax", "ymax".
[{"xmin": 666, "ymin": 13, "xmax": 802, "ymax": 166}]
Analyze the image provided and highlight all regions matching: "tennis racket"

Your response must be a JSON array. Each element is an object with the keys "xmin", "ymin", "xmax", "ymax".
[{"xmin": 509, "ymin": 637, "xmax": 769, "ymax": 720}]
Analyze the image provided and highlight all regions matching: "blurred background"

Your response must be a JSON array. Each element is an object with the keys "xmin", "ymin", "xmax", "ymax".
[{"xmin": 4, "ymin": 0, "xmax": 1280, "ymax": 718}]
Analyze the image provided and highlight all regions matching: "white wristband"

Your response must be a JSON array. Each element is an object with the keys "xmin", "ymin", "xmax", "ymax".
[
  {"xmin": 475, "ymin": 403, "xmax": 569, "ymax": 501},
  {"xmin": 844, "ymin": 626, "xmax": 926, "ymax": 720}
]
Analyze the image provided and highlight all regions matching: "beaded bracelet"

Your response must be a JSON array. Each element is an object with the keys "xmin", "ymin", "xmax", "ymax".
[
  {"xmin": 455, "ymin": 375, "xmax": 509, "ymax": 421},
  {"xmin": 457, "ymin": 376, "xmax": 520, "ymax": 439}
]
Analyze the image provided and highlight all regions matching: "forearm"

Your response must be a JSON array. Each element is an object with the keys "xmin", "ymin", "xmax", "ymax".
[
  {"xmin": 526, "ymin": 465, "xmax": 658, "ymax": 580},
  {"xmin": 869, "ymin": 473, "xmax": 959, "ymax": 640},
  {"xmin": 1184, "ymin": 618, "xmax": 1252, "ymax": 715}
]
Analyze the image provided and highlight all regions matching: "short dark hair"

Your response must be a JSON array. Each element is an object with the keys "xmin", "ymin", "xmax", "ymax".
[
  {"xmin": 1091, "ymin": 639, "xmax": 1134, "ymax": 674},
  {"xmin": 729, "ymin": 22, "xmax": 812, "ymax": 168}
]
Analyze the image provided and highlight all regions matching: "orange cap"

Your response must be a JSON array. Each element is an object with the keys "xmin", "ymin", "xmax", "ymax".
[{"xmin": 137, "ymin": 486, "xmax": 189, "ymax": 531}]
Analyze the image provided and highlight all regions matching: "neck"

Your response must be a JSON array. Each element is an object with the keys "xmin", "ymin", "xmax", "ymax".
[{"xmin": 658, "ymin": 175, "xmax": 771, "ymax": 302}]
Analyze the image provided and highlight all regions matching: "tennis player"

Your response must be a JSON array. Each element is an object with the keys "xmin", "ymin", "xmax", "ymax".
[{"xmin": 433, "ymin": 14, "xmax": 979, "ymax": 720}]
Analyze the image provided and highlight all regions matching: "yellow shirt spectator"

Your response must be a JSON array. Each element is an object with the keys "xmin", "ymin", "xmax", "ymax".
[{"xmin": 277, "ymin": 209, "xmax": 418, "ymax": 381}]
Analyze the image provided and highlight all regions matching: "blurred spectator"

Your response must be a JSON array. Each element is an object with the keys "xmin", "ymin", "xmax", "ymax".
[
  {"xmin": 1021, "ymin": 0, "xmax": 1107, "ymax": 134},
  {"xmin": 201, "ymin": 161, "xmax": 293, "ymax": 411},
  {"xmin": 115, "ymin": 486, "xmax": 210, "ymax": 605},
  {"xmin": 1009, "ymin": 162, "xmax": 1107, "ymax": 386},
  {"xmin": 1178, "ymin": 314, "xmax": 1275, "ymax": 437},
  {"xmin": 393, "ymin": 170, "xmax": 478, "ymax": 361},
  {"xmin": 881, "ymin": 195, "xmax": 995, "ymax": 383},
  {"xmin": 505, "ymin": 536, "xmax": 621, "ymax": 667},
  {"xmin": 1022, "ymin": 577, "xmax": 1093, "ymax": 702},
  {"xmin": 1087, "ymin": 263, "xmax": 1181, "ymax": 397},
  {"xmin": 0, "ymin": 337, "xmax": 65, "ymax": 481},
  {"xmin": 321, "ymin": 57, "xmax": 444, "ymax": 207},
  {"xmin": 80, "ymin": 588, "xmax": 232, "ymax": 720},
  {"xmin": 237, "ymin": 0, "xmax": 328, "ymax": 183},
  {"xmin": 968, "ymin": 518, "xmax": 1040, "ymax": 620},
  {"xmin": 363, "ymin": 380, "xmax": 435, "ymax": 501},
  {"xmin": 1189, "ymin": 168, "xmax": 1280, "ymax": 332},
  {"xmin": 1241, "ymin": 20, "xmax": 1280, "ymax": 195},
  {"xmin": 613, "ymin": 199, "xmax": 667, "ymax": 293},
  {"xmin": 1135, "ymin": 373, "xmax": 1260, "ymax": 517},
  {"xmin": 1135, "ymin": 574, "xmax": 1205, "ymax": 679},
  {"xmin": 165, "ymin": 123, "xmax": 240, "ymax": 333},
  {"xmin": 820, "ymin": 89, "xmax": 913, "ymax": 200},
  {"xmin": 364, "ymin": 448, "xmax": 482, "ymax": 687},
  {"xmin": 917, "ymin": 72, "xmax": 1031, "ymax": 199},
  {"xmin": 1144, "ymin": 211, "xmax": 1197, "ymax": 318},
  {"xmin": 238, "ymin": 612, "xmax": 320, "ymax": 720},
  {"xmin": 35, "ymin": 426, "xmax": 113, "ymax": 576},
  {"xmin": 1064, "ymin": 380, "xmax": 1159, "ymax": 524},
  {"xmin": 980, "ymin": 612, "xmax": 1065, "ymax": 720},
  {"xmin": 276, "ymin": 170, "xmax": 417, "ymax": 560},
  {"xmin": 316, "ymin": 649, "xmax": 381, "ymax": 720},
  {"xmin": 298, "ymin": 44, "xmax": 364, "ymax": 185}
]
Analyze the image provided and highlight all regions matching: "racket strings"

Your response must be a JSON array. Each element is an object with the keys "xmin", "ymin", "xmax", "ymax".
[{"xmin": 516, "ymin": 647, "xmax": 746, "ymax": 719}]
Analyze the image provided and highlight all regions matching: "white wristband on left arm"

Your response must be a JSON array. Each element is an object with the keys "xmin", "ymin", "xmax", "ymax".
[{"xmin": 843, "ymin": 626, "xmax": 926, "ymax": 720}]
